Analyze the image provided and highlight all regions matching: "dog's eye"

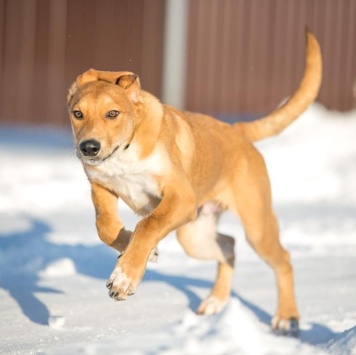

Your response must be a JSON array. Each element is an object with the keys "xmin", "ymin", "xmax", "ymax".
[
  {"xmin": 106, "ymin": 110, "xmax": 120, "ymax": 119},
  {"xmin": 73, "ymin": 110, "xmax": 83, "ymax": 119}
]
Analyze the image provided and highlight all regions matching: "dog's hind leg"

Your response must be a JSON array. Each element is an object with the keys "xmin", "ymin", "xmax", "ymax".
[
  {"xmin": 231, "ymin": 149, "xmax": 299, "ymax": 335},
  {"xmin": 177, "ymin": 203, "xmax": 235, "ymax": 315}
]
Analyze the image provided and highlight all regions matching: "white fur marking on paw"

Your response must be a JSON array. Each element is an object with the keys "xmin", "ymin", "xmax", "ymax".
[
  {"xmin": 271, "ymin": 316, "xmax": 299, "ymax": 335},
  {"xmin": 198, "ymin": 296, "xmax": 226, "ymax": 315},
  {"xmin": 110, "ymin": 267, "xmax": 130, "ymax": 289}
]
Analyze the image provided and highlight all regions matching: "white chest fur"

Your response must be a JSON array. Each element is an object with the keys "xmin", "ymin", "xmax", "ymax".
[{"xmin": 86, "ymin": 145, "xmax": 164, "ymax": 214}]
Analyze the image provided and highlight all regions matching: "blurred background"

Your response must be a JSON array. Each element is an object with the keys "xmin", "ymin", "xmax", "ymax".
[{"xmin": 0, "ymin": 0, "xmax": 355, "ymax": 128}]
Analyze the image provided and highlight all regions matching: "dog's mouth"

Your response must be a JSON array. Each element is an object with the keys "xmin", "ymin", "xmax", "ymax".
[{"xmin": 78, "ymin": 145, "xmax": 120, "ymax": 166}]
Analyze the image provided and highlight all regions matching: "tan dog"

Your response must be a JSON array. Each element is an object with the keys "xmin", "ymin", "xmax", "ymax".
[{"xmin": 67, "ymin": 30, "xmax": 321, "ymax": 335}]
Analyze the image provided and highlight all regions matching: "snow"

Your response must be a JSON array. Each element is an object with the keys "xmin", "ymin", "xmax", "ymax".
[
  {"xmin": 48, "ymin": 315, "xmax": 66, "ymax": 330},
  {"xmin": 0, "ymin": 103, "xmax": 355, "ymax": 354}
]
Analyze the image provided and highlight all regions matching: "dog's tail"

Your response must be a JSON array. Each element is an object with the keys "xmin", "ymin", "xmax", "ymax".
[{"xmin": 235, "ymin": 29, "xmax": 322, "ymax": 142}]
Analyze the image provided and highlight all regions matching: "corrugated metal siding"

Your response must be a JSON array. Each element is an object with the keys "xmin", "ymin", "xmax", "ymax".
[
  {"xmin": 0, "ymin": 0, "xmax": 165, "ymax": 127},
  {"xmin": 186, "ymin": 0, "xmax": 356, "ymax": 115},
  {"xmin": 1, "ymin": 0, "xmax": 355, "ymax": 127}
]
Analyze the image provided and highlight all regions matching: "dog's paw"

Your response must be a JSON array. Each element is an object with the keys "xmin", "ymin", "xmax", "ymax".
[
  {"xmin": 271, "ymin": 316, "xmax": 299, "ymax": 337},
  {"xmin": 106, "ymin": 266, "xmax": 137, "ymax": 301},
  {"xmin": 196, "ymin": 296, "xmax": 226, "ymax": 316}
]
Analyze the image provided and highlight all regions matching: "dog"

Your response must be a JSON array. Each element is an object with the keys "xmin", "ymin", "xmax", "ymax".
[{"xmin": 67, "ymin": 30, "xmax": 321, "ymax": 336}]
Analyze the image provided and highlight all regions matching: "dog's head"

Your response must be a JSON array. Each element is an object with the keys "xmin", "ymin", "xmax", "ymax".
[{"xmin": 67, "ymin": 69, "xmax": 143, "ymax": 166}]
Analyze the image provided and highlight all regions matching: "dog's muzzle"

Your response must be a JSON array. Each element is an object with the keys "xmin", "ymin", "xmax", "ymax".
[{"xmin": 79, "ymin": 139, "xmax": 101, "ymax": 157}]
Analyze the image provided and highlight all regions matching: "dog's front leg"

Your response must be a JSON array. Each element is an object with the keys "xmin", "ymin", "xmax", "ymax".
[
  {"xmin": 91, "ymin": 182, "xmax": 132, "ymax": 252},
  {"xmin": 91, "ymin": 182, "xmax": 159, "ymax": 261},
  {"xmin": 107, "ymin": 183, "xmax": 197, "ymax": 301}
]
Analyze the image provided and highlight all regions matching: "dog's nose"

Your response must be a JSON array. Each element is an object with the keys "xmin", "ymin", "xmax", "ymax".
[{"xmin": 79, "ymin": 139, "xmax": 101, "ymax": 157}]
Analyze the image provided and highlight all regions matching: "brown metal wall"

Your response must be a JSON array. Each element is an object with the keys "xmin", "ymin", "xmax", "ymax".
[
  {"xmin": 0, "ymin": 0, "xmax": 165, "ymax": 127},
  {"xmin": 186, "ymin": 0, "xmax": 356, "ymax": 115},
  {"xmin": 1, "ymin": 0, "xmax": 355, "ymax": 127}
]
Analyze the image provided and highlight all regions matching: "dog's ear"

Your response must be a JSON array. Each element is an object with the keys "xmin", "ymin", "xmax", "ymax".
[
  {"xmin": 67, "ymin": 69, "xmax": 99, "ymax": 105},
  {"xmin": 68, "ymin": 69, "xmax": 142, "ymax": 104},
  {"xmin": 76, "ymin": 68, "xmax": 102, "ymax": 86},
  {"xmin": 67, "ymin": 81, "xmax": 79, "ymax": 105},
  {"xmin": 115, "ymin": 73, "xmax": 142, "ymax": 103}
]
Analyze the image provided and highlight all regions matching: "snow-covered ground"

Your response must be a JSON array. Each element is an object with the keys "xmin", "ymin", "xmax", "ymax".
[{"xmin": 0, "ymin": 103, "xmax": 355, "ymax": 355}]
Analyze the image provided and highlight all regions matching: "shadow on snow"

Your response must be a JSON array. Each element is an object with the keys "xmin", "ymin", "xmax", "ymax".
[{"xmin": 0, "ymin": 217, "xmax": 350, "ymax": 349}]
